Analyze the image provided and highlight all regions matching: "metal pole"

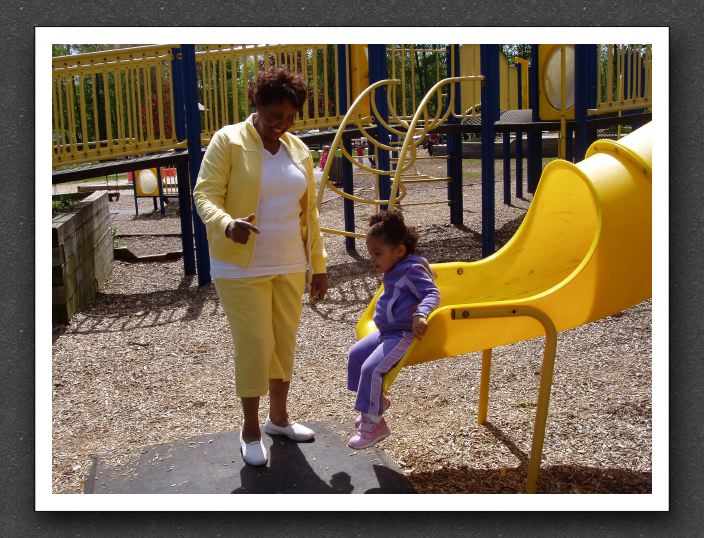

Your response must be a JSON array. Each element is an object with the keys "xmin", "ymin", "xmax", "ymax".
[
  {"xmin": 515, "ymin": 62, "xmax": 524, "ymax": 198},
  {"xmin": 527, "ymin": 45, "xmax": 542, "ymax": 194},
  {"xmin": 575, "ymin": 44, "xmax": 598, "ymax": 160},
  {"xmin": 368, "ymin": 44, "xmax": 390, "ymax": 210},
  {"xmin": 503, "ymin": 132, "xmax": 511, "ymax": 205},
  {"xmin": 480, "ymin": 44, "xmax": 499, "ymax": 257},
  {"xmin": 447, "ymin": 44, "xmax": 463, "ymax": 225},
  {"xmin": 336, "ymin": 44, "xmax": 356, "ymax": 253},
  {"xmin": 478, "ymin": 348, "xmax": 492, "ymax": 424},
  {"xmin": 181, "ymin": 44, "xmax": 210, "ymax": 286},
  {"xmin": 176, "ymin": 161, "xmax": 196, "ymax": 275}
]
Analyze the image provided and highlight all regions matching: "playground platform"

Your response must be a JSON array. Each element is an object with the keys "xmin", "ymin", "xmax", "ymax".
[{"xmin": 85, "ymin": 422, "xmax": 415, "ymax": 494}]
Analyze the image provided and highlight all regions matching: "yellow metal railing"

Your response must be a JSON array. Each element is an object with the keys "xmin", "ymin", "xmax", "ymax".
[
  {"xmin": 388, "ymin": 75, "xmax": 483, "ymax": 210},
  {"xmin": 195, "ymin": 44, "xmax": 347, "ymax": 145},
  {"xmin": 591, "ymin": 44, "xmax": 652, "ymax": 115},
  {"xmin": 52, "ymin": 43, "xmax": 348, "ymax": 169},
  {"xmin": 317, "ymin": 75, "xmax": 483, "ymax": 238},
  {"xmin": 52, "ymin": 44, "xmax": 182, "ymax": 167},
  {"xmin": 388, "ymin": 45, "xmax": 449, "ymax": 121}
]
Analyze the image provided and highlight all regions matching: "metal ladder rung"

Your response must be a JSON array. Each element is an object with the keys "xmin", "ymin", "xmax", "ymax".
[
  {"xmin": 399, "ymin": 199, "xmax": 451, "ymax": 207},
  {"xmin": 403, "ymin": 177, "xmax": 451, "ymax": 184}
]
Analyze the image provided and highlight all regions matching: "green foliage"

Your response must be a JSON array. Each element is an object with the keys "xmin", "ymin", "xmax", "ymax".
[
  {"xmin": 111, "ymin": 226, "xmax": 124, "ymax": 248},
  {"xmin": 388, "ymin": 45, "xmax": 449, "ymax": 117},
  {"xmin": 501, "ymin": 44, "xmax": 532, "ymax": 65},
  {"xmin": 52, "ymin": 44, "xmax": 135, "ymax": 57},
  {"xmin": 52, "ymin": 196, "xmax": 76, "ymax": 216}
]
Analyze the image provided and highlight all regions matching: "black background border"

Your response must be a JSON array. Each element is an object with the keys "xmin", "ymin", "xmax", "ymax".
[{"xmin": 3, "ymin": 1, "xmax": 702, "ymax": 535}]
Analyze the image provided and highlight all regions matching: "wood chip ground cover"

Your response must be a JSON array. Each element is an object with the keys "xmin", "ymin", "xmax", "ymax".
[{"xmin": 51, "ymin": 156, "xmax": 652, "ymax": 494}]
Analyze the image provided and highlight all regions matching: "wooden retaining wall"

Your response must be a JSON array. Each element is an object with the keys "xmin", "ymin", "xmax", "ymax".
[{"xmin": 52, "ymin": 191, "xmax": 113, "ymax": 325}]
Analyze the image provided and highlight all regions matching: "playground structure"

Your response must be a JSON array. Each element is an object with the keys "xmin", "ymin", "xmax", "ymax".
[
  {"xmin": 51, "ymin": 43, "xmax": 654, "ymax": 493},
  {"xmin": 51, "ymin": 43, "xmax": 652, "ymax": 286},
  {"xmin": 356, "ymin": 122, "xmax": 652, "ymax": 493}
]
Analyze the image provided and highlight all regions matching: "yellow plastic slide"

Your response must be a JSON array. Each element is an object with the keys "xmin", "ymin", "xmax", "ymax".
[{"xmin": 356, "ymin": 122, "xmax": 652, "ymax": 393}]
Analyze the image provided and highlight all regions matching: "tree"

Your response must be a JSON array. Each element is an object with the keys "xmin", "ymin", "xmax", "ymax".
[{"xmin": 501, "ymin": 44, "xmax": 532, "ymax": 64}]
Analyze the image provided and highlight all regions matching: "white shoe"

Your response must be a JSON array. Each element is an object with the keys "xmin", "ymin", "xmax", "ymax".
[
  {"xmin": 264, "ymin": 417, "xmax": 315, "ymax": 441},
  {"xmin": 239, "ymin": 430, "xmax": 268, "ymax": 466}
]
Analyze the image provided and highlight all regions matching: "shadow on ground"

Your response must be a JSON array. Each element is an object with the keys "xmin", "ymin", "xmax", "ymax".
[
  {"xmin": 52, "ymin": 273, "xmax": 215, "ymax": 339},
  {"xmin": 408, "ymin": 420, "xmax": 651, "ymax": 494}
]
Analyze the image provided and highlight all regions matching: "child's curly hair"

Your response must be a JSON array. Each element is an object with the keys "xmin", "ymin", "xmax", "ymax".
[
  {"xmin": 367, "ymin": 208, "xmax": 419, "ymax": 255},
  {"xmin": 249, "ymin": 66, "xmax": 308, "ymax": 110}
]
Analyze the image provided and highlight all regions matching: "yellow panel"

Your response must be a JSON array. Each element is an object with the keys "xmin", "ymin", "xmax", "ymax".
[
  {"xmin": 354, "ymin": 123, "xmax": 652, "ymax": 393},
  {"xmin": 349, "ymin": 45, "xmax": 370, "ymax": 118},
  {"xmin": 459, "ymin": 44, "xmax": 481, "ymax": 114},
  {"xmin": 538, "ymin": 44, "xmax": 575, "ymax": 120}
]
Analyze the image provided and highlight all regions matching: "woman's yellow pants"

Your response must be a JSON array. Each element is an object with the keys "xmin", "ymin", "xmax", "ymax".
[{"xmin": 214, "ymin": 272, "xmax": 306, "ymax": 397}]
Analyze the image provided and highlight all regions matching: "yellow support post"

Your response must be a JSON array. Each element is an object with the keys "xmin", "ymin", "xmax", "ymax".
[
  {"xmin": 478, "ymin": 348, "xmax": 492, "ymax": 424},
  {"xmin": 446, "ymin": 305, "xmax": 561, "ymax": 493}
]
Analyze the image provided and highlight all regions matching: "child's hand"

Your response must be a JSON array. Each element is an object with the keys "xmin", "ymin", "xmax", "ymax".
[{"xmin": 412, "ymin": 315, "xmax": 429, "ymax": 339}]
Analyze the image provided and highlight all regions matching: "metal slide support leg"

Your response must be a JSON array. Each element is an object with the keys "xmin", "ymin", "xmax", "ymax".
[
  {"xmin": 525, "ymin": 327, "xmax": 558, "ymax": 494},
  {"xmin": 452, "ymin": 305, "xmax": 557, "ymax": 493},
  {"xmin": 478, "ymin": 348, "xmax": 492, "ymax": 424}
]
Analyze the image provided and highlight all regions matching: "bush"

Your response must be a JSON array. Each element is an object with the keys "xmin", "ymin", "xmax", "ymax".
[{"xmin": 52, "ymin": 196, "xmax": 76, "ymax": 216}]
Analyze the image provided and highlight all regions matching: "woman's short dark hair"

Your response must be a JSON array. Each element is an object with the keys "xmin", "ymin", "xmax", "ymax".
[
  {"xmin": 250, "ymin": 66, "xmax": 307, "ymax": 110},
  {"xmin": 367, "ymin": 208, "xmax": 419, "ymax": 255}
]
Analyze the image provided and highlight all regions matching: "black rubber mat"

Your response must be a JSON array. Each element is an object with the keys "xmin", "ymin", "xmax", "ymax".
[{"xmin": 85, "ymin": 421, "xmax": 415, "ymax": 494}]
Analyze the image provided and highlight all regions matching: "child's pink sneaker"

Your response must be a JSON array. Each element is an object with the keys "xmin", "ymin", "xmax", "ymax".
[
  {"xmin": 355, "ymin": 398, "xmax": 391, "ymax": 428},
  {"xmin": 347, "ymin": 417, "xmax": 390, "ymax": 449}
]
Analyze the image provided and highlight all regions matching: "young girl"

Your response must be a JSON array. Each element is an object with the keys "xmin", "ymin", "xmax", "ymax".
[{"xmin": 347, "ymin": 209, "xmax": 441, "ymax": 449}]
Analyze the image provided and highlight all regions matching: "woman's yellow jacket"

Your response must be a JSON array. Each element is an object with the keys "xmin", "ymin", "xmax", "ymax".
[{"xmin": 193, "ymin": 120, "xmax": 328, "ymax": 276}]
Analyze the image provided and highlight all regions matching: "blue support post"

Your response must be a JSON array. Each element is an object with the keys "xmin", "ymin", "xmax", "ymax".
[
  {"xmin": 515, "ymin": 62, "xmax": 524, "ymax": 198},
  {"xmin": 176, "ymin": 162, "xmax": 196, "ymax": 275},
  {"xmin": 368, "ymin": 44, "xmax": 391, "ymax": 210},
  {"xmin": 132, "ymin": 176, "xmax": 139, "ymax": 216},
  {"xmin": 480, "ymin": 44, "xmax": 500, "ymax": 257},
  {"xmin": 503, "ymin": 132, "xmax": 511, "ymax": 204},
  {"xmin": 527, "ymin": 44, "xmax": 542, "ymax": 194},
  {"xmin": 446, "ymin": 44, "xmax": 463, "ymax": 225},
  {"xmin": 180, "ymin": 44, "xmax": 210, "ymax": 286},
  {"xmin": 575, "ymin": 45, "xmax": 598, "ymax": 161},
  {"xmin": 171, "ymin": 47, "xmax": 196, "ymax": 276},
  {"xmin": 157, "ymin": 167, "xmax": 166, "ymax": 215},
  {"xmin": 336, "ymin": 45, "xmax": 356, "ymax": 253}
]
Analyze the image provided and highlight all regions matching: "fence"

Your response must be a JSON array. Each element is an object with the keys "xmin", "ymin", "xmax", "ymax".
[{"xmin": 591, "ymin": 44, "xmax": 652, "ymax": 115}]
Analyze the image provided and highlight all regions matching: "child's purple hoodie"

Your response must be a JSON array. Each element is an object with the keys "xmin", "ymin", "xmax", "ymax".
[{"xmin": 373, "ymin": 255, "xmax": 441, "ymax": 334}]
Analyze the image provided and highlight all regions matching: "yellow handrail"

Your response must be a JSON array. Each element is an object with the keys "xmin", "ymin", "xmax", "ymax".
[
  {"xmin": 454, "ymin": 304, "xmax": 558, "ymax": 494},
  {"xmin": 387, "ymin": 75, "xmax": 483, "ymax": 211}
]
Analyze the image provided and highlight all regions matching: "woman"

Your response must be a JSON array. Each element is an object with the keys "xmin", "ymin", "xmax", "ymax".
[{"xmin": 193, "ymin": 67, "xmax": 328, "ymax": 466}]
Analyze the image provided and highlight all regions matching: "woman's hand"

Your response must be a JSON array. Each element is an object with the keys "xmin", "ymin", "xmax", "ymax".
[
  {"xmin": 310, "ymin": 273, "xmax": 329, "ymax": 303},
  {"xmin": 226, "ymin": 214, "xmax": 260, "ymax": 244},
  {"xmin": 412, "ymin": 315, "xmax": 429, "ymax": 339}
]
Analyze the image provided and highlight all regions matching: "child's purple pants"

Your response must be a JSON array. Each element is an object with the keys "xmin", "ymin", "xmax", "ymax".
[{"xmin": 347, "ymin": 330, "xmax": 414, "ymax": 415}]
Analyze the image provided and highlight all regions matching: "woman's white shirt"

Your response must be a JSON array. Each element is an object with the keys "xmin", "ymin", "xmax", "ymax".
[{"xmin": 210, "ymin": 134, "xmax": 308, "ymax": 279}]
